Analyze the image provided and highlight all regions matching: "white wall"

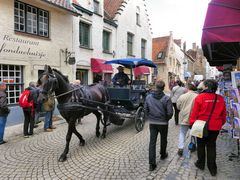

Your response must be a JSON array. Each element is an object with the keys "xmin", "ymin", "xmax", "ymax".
[
  {"xmin": 0, "ymin": 0, "xmax": 75, "ymax": 85},
  {"xmin": 73, "ymin": 0, "xmax": 152, "ymax": 84}
]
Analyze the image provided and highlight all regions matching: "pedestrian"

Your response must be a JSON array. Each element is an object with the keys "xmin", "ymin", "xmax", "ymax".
[
  {"xmin": 72, "ymin": 79, "xmax": 82, "ymax": 125},
  {"xmin": 20, "ymin": 82, "xmax": 38, "ymax": 138},
  {"xmin": 42, "ymin": 94, "xmax": 56, "ymax": 132},
  {"xmin": 189, "ymin": 79, "xmax": 226, "ymax": 176},
  {"xmin": 170, "ymin": 80, "xmax": 186, "ymax": 125},
  {"xmin": 93, "ymin": 73, "xmax": 102, "ymax": 83},
  {"xmin": 144, "ymin": 80, "xmax": 173, "ymax": 171},
  {"xmin": 176, "ymin": 83, "xmax": 198, "ymax": 156},
  {"xmin": 0, "ymin": 82, "xmax": 10, "ymax": 145}
]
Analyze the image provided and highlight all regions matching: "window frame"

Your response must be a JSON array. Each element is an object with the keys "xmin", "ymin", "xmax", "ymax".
[
  {"xmin": 127, "ymin": 32, "xmax": 134, "ymax": 56},
  {"xmin": 141, "ymin": 39, "xmax": 146, "ymax": 58},
  {"xmin": 93, "ymin": 0, "xmax": 100, "ymax": 14},
  {"xmin": 14, "ymin": 0, "xmax": 49, "ymax": 38},
  {"xmin": 79, "ymin": 21, "xmax": 91, "ymax": 48},
  {"xmin": 0, "ymin": 64, "xmax": 24, "ymax": 105},
  {"xmin": 102, "ymin": 30, "xmax": 111, "ymax": 53},
  {"xmin": 136, "ymin": 13, "xmax": 140, "ymax": 26}
]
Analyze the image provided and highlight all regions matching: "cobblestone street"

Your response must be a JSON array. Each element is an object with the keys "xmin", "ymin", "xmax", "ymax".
[{"xmin": 0, "ymin": 114, "xmax": 239, "ymax": 180}]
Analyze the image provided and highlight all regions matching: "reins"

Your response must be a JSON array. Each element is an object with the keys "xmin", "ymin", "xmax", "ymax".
[{"xmin": 53, "ymin": 87, "xmax": 81, "ymax": 99}]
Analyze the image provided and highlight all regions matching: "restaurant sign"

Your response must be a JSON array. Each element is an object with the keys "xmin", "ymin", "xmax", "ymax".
[{"xmin": 0, "ymin": 35, "xmax": 47, "ymax": 59}]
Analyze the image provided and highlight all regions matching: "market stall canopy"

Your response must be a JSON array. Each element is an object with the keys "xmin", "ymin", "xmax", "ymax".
[
  {"xmin": 201, "ymin": 0, "xmax": 240, "ymax": 66},
  {"xmin": 104, "ymin": 58, "xmax": 157, "ymax": 68},
  {"xmin": 134, "ymin": 66, "xmax": 150, "ymax": 76},
  {"xmin": 91, "ymin": 58, "xmax": 113, "ymax": 73}
]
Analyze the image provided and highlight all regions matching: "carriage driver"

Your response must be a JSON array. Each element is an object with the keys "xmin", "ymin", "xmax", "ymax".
[{"xmin": 112, "ymin": 66, "xmax": 131, "ymax": 87}]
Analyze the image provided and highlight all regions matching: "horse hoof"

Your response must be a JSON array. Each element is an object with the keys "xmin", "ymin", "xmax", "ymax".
[
  {"xmin": 58, "ymin": 155, "xmax": 67, "ymax": 162},
  {"xmin": 96, "ymin": 132, "xmax": 100, "ymax": 138},
  {"xmin": 101, "ymin": 134, "xmax": 106, "ymax": 139},
  {"xmin": 80, "ymin": 140, "xmax": 85, "ymax": 146}
]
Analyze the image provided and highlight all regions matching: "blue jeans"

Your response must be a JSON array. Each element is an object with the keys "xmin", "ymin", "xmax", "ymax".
[
  {"xmin": 44, "ymin": 111, "xmax": 53, "ymax": 129},
  {"xmin": 0, "ymin": 115, "xmax": 7, "ymax": 142},
  {"xmin": 178, "ymin": 125, "xmax": 189, "ymax": 149}
]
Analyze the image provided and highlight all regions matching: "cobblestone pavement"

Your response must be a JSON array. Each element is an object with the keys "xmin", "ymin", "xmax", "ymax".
[{"xmin": 0, "ymin": 114, "xmax": 239, "ymax": 180}]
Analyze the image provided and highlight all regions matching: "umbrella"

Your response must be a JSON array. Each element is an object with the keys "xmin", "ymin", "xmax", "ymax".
[
  {"xmin": 104, "ymin": 58, "xmax": 156, "ymax": 82},
  {"xmin": 201, "ymin": 0, "xmax": 240, "ymax": 66},
  {"xmin": 104, "ymin": 58, "xmax": 157, "ymax": 68}
]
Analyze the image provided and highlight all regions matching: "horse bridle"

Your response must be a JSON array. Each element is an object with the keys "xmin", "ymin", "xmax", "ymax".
[{"xmin": 39, "ymin": 72, "xmax": 59, "ymax": 97}]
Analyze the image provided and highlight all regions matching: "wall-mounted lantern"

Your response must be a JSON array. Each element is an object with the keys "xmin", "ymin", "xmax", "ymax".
[{"xmin": 61, "ymin": 48, "xmax": 76, "ymax": 65}]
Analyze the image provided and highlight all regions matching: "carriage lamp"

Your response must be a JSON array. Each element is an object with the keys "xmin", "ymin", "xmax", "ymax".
[{"xmin": 61, "ymin": 48, "xmax": 76, "ymax": 65}]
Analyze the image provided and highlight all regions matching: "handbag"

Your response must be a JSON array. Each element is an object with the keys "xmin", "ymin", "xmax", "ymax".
[
  {"xmin": 190, "ymin": 94, "xmax": 217, "ymax": 138},
  {"xmin": 188, "ymin": 136, "xmax": 196, "ymax": 152}
]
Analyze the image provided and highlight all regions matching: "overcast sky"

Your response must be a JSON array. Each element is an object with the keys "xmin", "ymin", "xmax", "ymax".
[{"xmin": 145, "ymin": 0, "xmax": 211, "ymax": 49}]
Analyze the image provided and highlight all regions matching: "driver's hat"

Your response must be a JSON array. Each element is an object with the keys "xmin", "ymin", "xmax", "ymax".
[{"xmin": 117, "ymin": 66, "xmax": 124, "ymax": 70}]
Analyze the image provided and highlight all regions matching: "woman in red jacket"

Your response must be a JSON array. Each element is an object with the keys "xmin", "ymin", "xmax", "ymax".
[{"xmin": 189, "ymin": 79, "xmax": 226, "ymax": 176}]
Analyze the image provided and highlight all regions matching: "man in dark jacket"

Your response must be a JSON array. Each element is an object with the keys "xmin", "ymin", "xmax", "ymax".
[
  {"xmin": 0, "ymin": 82, "xmax": 9, "ymax": 145},
  {"xmin": 144, "ymin": 80, "xmax": 173, "ymax": 171}
]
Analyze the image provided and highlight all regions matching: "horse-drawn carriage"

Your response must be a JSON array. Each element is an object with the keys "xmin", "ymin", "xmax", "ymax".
[
  {"xmin": 37, "ymin": 58, "xmax": 156, "ymax": 161},
  {"xmin": 104, "ymin": 58, "xmax": 156, "ymax": 131}
]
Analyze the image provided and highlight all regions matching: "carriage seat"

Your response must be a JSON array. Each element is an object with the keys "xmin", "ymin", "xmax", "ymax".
[
  {"xmin": 107, "ymin": 87, "xmax": 139, "ymax": 110},
  {"xmin": 132, "ymin": 80, "xmax": 146, "ymax": 90}
]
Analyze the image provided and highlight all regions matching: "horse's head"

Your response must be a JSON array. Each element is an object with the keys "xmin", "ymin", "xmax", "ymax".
[{"xmin": 37, "ymin": 65, "xmax": 59, "ymax": 103}]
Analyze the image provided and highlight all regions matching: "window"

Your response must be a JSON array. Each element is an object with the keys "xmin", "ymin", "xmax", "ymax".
[
  {"xmin": 0, "ymin": 65, "xmax": 23, "ymax": 105},
  {"xmin": 103, "ymin": 30, "xmax": 110, "ymax": 53},
  {"xmin": 141, "ymin": 39, "xmax": 146, "ymax": 58},
  {"xmin": 93, "ymin": 0, "xmax": 100, "ymax": 14},
  {"xmin": 79, "ymin": 22, "xmax": 91, "ymax": 48},
  {"xmin": 127, "ymin": 33, "xmax": 134, "ymax": 56},
  {"xmin": 136, "ymin": 13, "xmax": 140, "ymax": 25},
  {"xmin": 157, "ymin": 52, "xmax": 164, "ymax": 59},
  {"xmin": 136, "ymin": 6, "xmax": 140, "ymax": 25},
  {"xmin": 39, "ymin": 9, "xmax": 49, "ymax": 36},
  {"xmin": 14, "ymin": 0, "xmax": 49, "ymax": 37}
]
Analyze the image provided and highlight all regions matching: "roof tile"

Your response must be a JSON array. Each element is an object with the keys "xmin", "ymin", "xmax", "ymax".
[{"xmin": 41, "ymin": 0, "xmax": 78, "ymax": 14}]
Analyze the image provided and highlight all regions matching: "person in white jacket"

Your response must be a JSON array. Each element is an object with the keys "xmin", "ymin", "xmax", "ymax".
[
  {"xmin": 176, "ymin": 83, "xmax": 197, "ymax": 156},
  {"xmin": 170, "ymin": 80, "xmax": 186, "ymax": 125}
]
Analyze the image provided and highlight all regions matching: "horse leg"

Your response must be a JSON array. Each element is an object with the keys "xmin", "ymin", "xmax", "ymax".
[
  {"xmin": 59, "ymin": 119, "xmax": 75, "ymax": 162},
  {"xmin": 72, "ymin": 126, "xmax": 85, "ymax": 146},
  {"xmin": 101, "ymin": 113, "xmax": 108, "ymax": 138},
  {"xmin": 94, "ymin": 111, "xmax": 101, "ymax": 138}
]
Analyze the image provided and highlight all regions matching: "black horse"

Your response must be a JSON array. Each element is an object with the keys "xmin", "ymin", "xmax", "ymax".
[{"xmin": 37, "ymin": 65, "xmax": 113, "ymax": 162}]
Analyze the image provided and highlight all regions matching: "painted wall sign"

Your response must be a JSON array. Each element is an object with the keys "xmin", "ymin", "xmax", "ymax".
[{"xmin": 0, "ymin": 35, "xmax": 47, "ymax": 59}]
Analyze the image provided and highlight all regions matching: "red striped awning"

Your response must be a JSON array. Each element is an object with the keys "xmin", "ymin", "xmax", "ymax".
[
  {"xmin": 91, "ymin": 58, "xmax": 113, "ymax": 73},
  {"xmin": 134, "ymin": 66, "xmax": 150, "ymax": 76}
]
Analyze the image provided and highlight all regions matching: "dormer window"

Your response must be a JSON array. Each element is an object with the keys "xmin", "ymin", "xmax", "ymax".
[{"xmin": 157, "ymin": 52, "xmax": 164, "ymax": 59}]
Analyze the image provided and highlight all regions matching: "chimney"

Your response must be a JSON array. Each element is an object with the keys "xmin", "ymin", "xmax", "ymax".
[
  {"xmin": 183, "ymin": 41, "xmax": 186, "ymax": 52},
  {"xmin": 192, "ymin": 43, "xmax": 196, "ymax": 50}
]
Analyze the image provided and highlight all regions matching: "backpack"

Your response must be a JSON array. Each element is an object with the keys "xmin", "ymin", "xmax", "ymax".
[{"xmin": 19, "ymin": 90, "xmax": 33, "ymax": 108}]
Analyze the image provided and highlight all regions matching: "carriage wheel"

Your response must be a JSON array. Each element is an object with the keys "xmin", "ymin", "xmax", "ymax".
[{"xmin": 135, "ymin": 106, "xmax": 145, "ymax": 132}]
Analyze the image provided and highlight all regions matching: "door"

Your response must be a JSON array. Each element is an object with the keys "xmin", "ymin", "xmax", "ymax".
[{"xmin": 76, "ymin": 69, "xmax": 88, "ymax": 85}]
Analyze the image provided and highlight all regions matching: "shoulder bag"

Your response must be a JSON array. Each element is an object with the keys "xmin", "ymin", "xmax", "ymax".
[{"xmin": 190, "ymin": 94, "xmax": 218, "ymax": 138}]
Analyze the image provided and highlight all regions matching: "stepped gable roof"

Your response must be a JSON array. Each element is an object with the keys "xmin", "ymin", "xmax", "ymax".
[
  {"xmin": 187, "ymin": 49, "xmax": 197, "ymax": 59},
  {"xmin": 152, "ymin": 36, "xmax": 170, "ymax": 63},
  {"xmin": 104, "ymin": 0, "xmax": 124, "ymax": 20},
  {"xmin": 41, "ymin": 0, "xmax": 78, "ymax": 15},
  {"xmin": 174, "ymin": 39, "xmax": 181, "ymax": 48}
]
